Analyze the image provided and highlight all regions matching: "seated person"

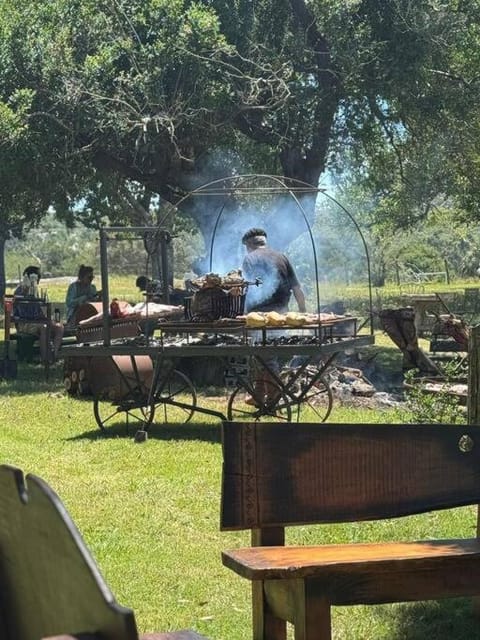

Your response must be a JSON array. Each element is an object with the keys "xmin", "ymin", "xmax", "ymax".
[
  {"xmin": 13, "ymin": 266, "xmax": 64, "ymax": 362},
  {"xmin": 135, "ymin": 275, "xmax": 186, "ymax": 306},
  {"xmin": 65, "ymin": 264, "xmax": 101, "ymax": 326},
  {"xmin": 135, "ymin": 275, "xmax": 163, "ymax": 302}
]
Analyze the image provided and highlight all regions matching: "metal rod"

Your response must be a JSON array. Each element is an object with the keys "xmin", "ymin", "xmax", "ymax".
[
  {"xmin": 321, "ymin": 191, "xmax": 374, "ymax": 336},
  {"xmin": 159, "ymin": 231, "xmax": 171, "ymax": 303},
  {"xmin": 99, "ymin": 229, "xmax": 111, "ymax": 347}
]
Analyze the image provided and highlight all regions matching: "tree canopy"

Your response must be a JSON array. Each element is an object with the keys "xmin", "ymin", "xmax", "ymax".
[{"xmin": 1, "ymin": 0, "xmax": 480, "ymax": 292}]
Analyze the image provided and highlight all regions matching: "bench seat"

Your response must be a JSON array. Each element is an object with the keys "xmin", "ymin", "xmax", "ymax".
[
  {"xmin": 220, "ymin": 421, "xmax": 480, "ymax": 640},
  {"xmin": 224, "ymin": 538, "xmax": 480, "ymax": 580},
  {"xmin": 224, "ymin": 539, "xmax": 480, "ymax": 610}
]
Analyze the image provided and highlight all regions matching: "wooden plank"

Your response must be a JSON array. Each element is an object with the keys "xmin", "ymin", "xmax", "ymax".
[
  {"xmin": 221, "ymin": 422, "xmax": 480, "ymax": 530},
  {"xmin": 260, "ymin": 558, "xmax": 480, "ymax": 607},
  {"xmin": 222, "ymin": 539, "xmax": 480, "ymax": 579},
  {"xmin": 252, "ymin": 581, "xmax": 286, "ymax": 640},
  {"xmin": 261, "ymin": 581, "xmax": 333, "ymax": 639}
]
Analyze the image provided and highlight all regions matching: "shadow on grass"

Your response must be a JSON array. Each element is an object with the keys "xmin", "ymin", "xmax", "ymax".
[
  {"xmin": 373, "ymin": 598, "xmax": 480, "ymax": 639},
  {"xmin": 67, "ymin": 420, "xmax": 222, "ymax": 444},
  {"xmin": 0, "ymin": 363, "xmax": 65, "ymax": 396}
]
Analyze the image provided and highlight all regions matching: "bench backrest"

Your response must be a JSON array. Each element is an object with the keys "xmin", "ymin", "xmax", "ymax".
[
  {"xmin": 0, "ymin": 465, "xmax": 138, "ymax": 640},
  {"xmin": 221, "ymin": 422, "xmax": 480, "ymax": 537}
]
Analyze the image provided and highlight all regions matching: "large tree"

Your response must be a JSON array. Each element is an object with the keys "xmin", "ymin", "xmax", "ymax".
[{"xmin": 1, "ymin": 0, "xmax": 480, "ymax": 282}]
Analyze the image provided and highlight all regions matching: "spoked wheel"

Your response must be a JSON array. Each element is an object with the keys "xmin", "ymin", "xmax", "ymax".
[
  {"xmin": 93, "ymin": 392, "xmax": 155, "ymax": 432},
  {"xmin": 227, "ymin": 382, "xmax": 292, "ymax": 421},
  {"xmin": 283, "ymin": 368, "xmax": 334, "ymax": 422},
  {"xmin": 153, "ymin": 369, "xmax": 197, "ymax": 423}
]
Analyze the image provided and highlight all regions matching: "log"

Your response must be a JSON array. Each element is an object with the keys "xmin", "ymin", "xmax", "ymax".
[{"xmin": 379, "ymin": 307, "xmax": 442, "ymax": 375}]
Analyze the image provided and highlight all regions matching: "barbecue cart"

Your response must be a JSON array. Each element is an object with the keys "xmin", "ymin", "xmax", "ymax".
[
  {"xmin": 63, "ymin": 317, "xmax": 372, "ymax": 431},
  {"xmin": 62, "ymin": 174, "xmax": 374, "ymax": 432}
]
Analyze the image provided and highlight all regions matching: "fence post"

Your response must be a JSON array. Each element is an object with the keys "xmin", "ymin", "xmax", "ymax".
[
  {"xmin": 444, "ymin": 259, "xmax": 450, "ymax": 284},
  {"xmin": 468, "ymin": 324, "xmax": 480, "ymax": 615},
  {"xmin": 468, "ymin": 325, "xmax": 480, "ymax": 425}
]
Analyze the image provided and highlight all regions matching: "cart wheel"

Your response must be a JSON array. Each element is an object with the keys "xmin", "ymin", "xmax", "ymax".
[
  {"xmin": 286, "ymin": 370, "xmax": 334, "ymax": 423},
  {"xmin": 93, "ymin": 394, "xmax": 155, "ymax": 432},
  {"xmin": 153, "ymin": 369, "xmax": 197, "ymax": 423},
  {"xmin": 227, "ymin": 383, "xmax": 292, "ymax": 422}
]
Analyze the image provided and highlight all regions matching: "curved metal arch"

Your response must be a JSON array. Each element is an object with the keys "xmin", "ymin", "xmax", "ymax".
[
  {"xmin": 204, "ymin": 175, "xmax": 322, "ymax": 314},
  {"xmin": 158, "ymin": 173, "xmax": 372, "ymax": 325},
  {"xmin": 319, "ymin": 190, "xmax": 374, "ymax": 334}
]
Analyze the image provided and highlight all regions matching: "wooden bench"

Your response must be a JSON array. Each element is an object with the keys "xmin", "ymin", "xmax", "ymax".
[
  {"xmin": 220, "ymin": 422, "xmax": 480, "ymax": 640},
  {"xmin": 0, "ymin": 464, "xmax": 208, "ymax": 640}
]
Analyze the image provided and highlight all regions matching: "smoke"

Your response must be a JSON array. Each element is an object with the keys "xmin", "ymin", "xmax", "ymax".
[
  {"xmin": 179, "ymin": 170, "xmax": 370, "ymax": 312},
  {"xmin": 244, "ymin": 267, "xmax": 281, "ymax": 311}
]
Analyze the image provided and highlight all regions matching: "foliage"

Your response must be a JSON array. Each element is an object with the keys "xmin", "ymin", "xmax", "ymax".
[
  {"xmin": 6, "ymin": 212, "xmax": 100, "ymax": 278},
  {"xmin": 402, "ymin": 360, "xmax": 467, "ymax": 425},
  {"xmin": 3, "ymin": 1, "xmax": 480, "ymax": 298},
  {"xmin": 328, "ymin": 174, "xmax": 480, "ymax": 285},
  {"xmin": 5, "ymin": 211, "xmax": 206, "ymax": 284},
  {"xmin": 3, "ymin": 1, "xmax": 480, "ymax": 221}
]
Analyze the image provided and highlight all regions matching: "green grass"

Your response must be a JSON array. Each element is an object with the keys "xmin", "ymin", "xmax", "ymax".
[
  {"xmin": 1, "ymin": 359, "xmax": 479, "ymax": 639},
  {"xmin": 0, "ymin": 270, "xmax": 476, "ymax": 638}
]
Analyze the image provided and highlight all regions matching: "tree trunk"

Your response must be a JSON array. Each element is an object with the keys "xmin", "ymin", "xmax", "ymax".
[{"xmin": 0, "ymin": 234, "xmax": 6, "ymax": 299}]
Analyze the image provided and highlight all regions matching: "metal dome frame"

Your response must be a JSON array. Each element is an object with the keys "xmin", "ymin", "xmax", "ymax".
[{"xmin": 159, "ymin": 173, "xmax": 373, "ymax": 329}]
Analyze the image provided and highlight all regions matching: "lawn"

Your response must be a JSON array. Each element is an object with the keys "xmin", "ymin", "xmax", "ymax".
[
  {"xmin": 0, "ymin": 274, "xmax": 476, "ymax": 638},
  {"xmin": 1, "ymin": 356, "xmax": 479, "ymax": 640}
]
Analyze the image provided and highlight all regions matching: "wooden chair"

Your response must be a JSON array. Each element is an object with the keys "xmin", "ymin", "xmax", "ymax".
[
  {"xmin": 221, "ymin": 421, "xmax": 480, "ymax": 640},
  {"xmin": 0, "ymin": 464, "xmax": 208, "ymax": 640}
]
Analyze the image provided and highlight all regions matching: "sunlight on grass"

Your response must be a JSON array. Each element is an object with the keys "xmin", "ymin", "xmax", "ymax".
[{"xmin": 1, "ymin": 355, "xmax": 478, "ymax": 639}]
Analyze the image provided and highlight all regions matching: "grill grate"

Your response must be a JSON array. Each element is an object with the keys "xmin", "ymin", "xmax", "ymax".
[{"xmin": 184, "ymin": 290, "xmax": 246, "ymax": 321}]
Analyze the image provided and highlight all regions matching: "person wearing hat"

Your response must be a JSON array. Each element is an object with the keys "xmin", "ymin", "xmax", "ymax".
[
  {"xmin": 241, "ymin": 227, "xmax": 305, "ymax": 314},
  {"xmin": 241, "ymin": 228, "xmax": 306, "ymax": 405}
]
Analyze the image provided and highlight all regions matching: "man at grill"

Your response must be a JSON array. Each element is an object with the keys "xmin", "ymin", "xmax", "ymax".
[{"xmin": 241, "ymin": 227, "xmax": 306, "ymax": 405}]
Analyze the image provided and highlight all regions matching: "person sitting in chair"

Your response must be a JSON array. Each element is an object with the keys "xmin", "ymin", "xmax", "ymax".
[
  {"xmin": 65, "ymin": 264, "xmax": 101, "ymax": 326},
  {"xmin": 13, "ymin": 266, "xmax": 64, "ymax": 362}
]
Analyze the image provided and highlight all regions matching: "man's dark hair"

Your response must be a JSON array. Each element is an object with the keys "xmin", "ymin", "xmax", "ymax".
[
  {"xmin": 242, "ymin": 228, "xmax": 267, "ymax": 245},
  {"xmin": 77, "ymin": 264, "xmax": 94, "ymax": 279},
  {"xmin": 136, "ymin": 275, "xmax": 150, "ymax": 290},
  {"xmin": 23, "ymin": 265, "xmax": 41, "ymax": 281}
]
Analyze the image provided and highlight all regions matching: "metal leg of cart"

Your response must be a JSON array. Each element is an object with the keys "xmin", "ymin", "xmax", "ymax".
[
  {"xmin": 93, "ymin": 395, "xmax": 155, "ymax": 433},
  {"xmin": 142, "ymin": 354, "xmax": 228, "ymax": 435},
  {"xmin": 280, "ymin": 359, "xmax": 334, "ymax": 422},
  {"xmin": 227, "ymin": 353, "xmax": 336, "ymax": 422},
  {"xmin": 151, "ymin": 365, "xmax": 198, "ymax": 425},
  {"xmin": 226, "ymin": 356, "xmax": 293, "ymax": 422}
]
